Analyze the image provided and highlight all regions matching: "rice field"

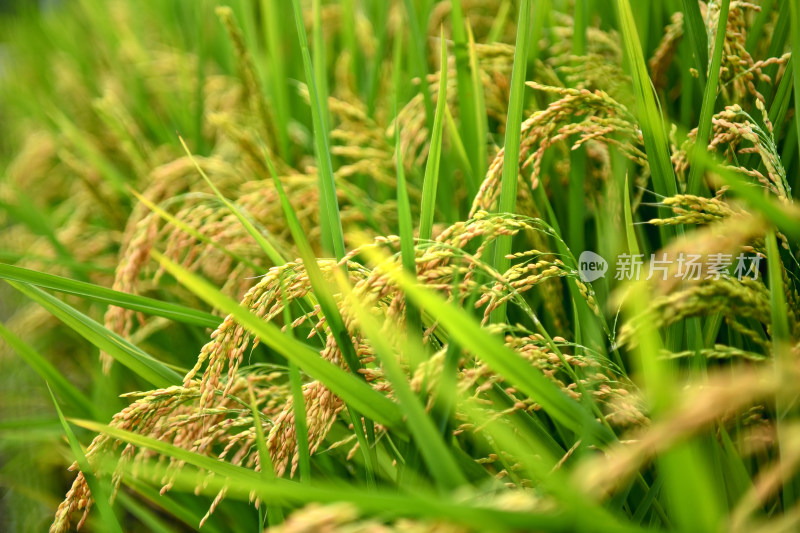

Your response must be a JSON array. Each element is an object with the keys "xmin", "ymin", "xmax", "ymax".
[{"xmin": 1, "ymin": 1, "xmax": 799, "ymax": 532}]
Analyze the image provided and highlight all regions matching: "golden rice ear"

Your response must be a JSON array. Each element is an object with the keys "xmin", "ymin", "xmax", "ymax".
[
  {"xmin": 648, "ymin": 12, "xmax": 684, "ymax": 93},
  {"xmin": 575, "ymin": 362, "xmax": 795, "ymax": 501},
  {"xmin": 470, "ymin": 82, "xmax": 643, "ymax": 217}
]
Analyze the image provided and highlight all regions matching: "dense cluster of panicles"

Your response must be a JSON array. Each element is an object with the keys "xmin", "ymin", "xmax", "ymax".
[{"xmin": 0, "ymin": 1, "xmax": 797, "ymax": 532}]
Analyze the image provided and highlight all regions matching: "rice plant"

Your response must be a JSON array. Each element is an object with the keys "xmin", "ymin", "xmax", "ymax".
[{"xmin": 1, "ymin": 1, "xmax": 799, "ymax": 532}]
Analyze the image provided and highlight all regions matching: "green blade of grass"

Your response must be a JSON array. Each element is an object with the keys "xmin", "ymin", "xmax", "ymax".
[
  {"xmin": 247, "ymin": 385, "xmax": 286, "ymax": 525},
  {"xmin": 403, "ymin": 0, "xmax": 434, "ymax": 126},
  {"xmin": 151, "ymin": 250, "xmax": 403, "ymax": 430},
  {"xmin": 363, "ymin": 248, "xmax": 614, "ymax": 446},
  {"xmin": 756, "ymin": 0, "xmax": 791, "ymax": 107},
  {"xmin": 617, "ymin": 0, "xmax": 679, "ymax": 201},
  {"xmin": 78, "ymin": 420, "xmax": 609, "ymax": 532},
  {"xmin": 395, "ymin": 129, "xmax": 422, "ymax": 340},
  {"xmin": 287, "ymin": 361, "xmax": 310, "ymax": 484},
  {"xmin": 466, "ymin": 22, "xmax": 489, "ymax": 188},
  {"xmin": 365, "ymin": 0, "xmax": 390, "ymax": 114},
  {"xmin": 449, "ymin": 0, "xmax": 478, "ymax": 187},
  {"xmin": 124, "ymin": 477, "xmax": 223, "ymax": 533},
  {"xmin": 340, "ymin": 0, "xmax": 361, "ymax": 88},
  {"xmin": 263, "ymin": 150, "xmax": 379, "ymax": 485},
  {"xmin": 680, "ymin": 0, "xmax": 709, "ymax": 85},
  {"xmin": 178, "ymin": 136, "xmax": 286, "ymax": 266},
  {"xmin": 790, "ymin": 0, "xmax": 800, "ymax": 158},
  {"xmin": 745, "ymin": 0, "xmax": 774, "ymax": 54},
  {"xmin": 49, "ymin": 386, "xmax": 124, "ymax": 533},
  {"xmin": 457, "ymin": 394, "xmax": 639, "ymax": 533},
  {"xmin": 260, "ymin": 0, "xmax": 291, "ymax": 160},
  {"xmin": 291, "ymin": 0, "xmax": 346, "ymax": 260},
  {"xmin": 418, "ymin": 30, "xmax": 449, "ymax": 242},
  {"xmin": 0, "ymin": 322, "xmax": 95, "ymax": 417},
  {"xmin": 312, "ymin": 0, "xmax": 331, "ymax": 132},
  {"xmin": 766, "ymin": 230, "xmax": 799, "ymax": 508},
  {"xmin": 0, "ymin": 263, "xmax": 219, "ymax": 328},
  {"xmin": 116, "ymin": 491, "xmax": 175, "ymax": 533},
  {"xmin": 393, "ymin": 31, "xmax": 423, "ymax": 346},
  {"xmin": 0, "ymin": 250, "xmax": 113, "ymax": 275},
  {"xmin": 486, "ymin": 0, "xmax": 512, "ymax": 43},
  {"xmin": 769, "ymin": 60, "xmax": 793, "ymax": 130},
  {"xmin": 444, "ymin": 104, "xmax": 474, "ymax": 181},
  {"xmin": 491, "ymin": 0, "xmax": 532, "ymax": 323},
  {"xmin": 338, "ymin": 276, "xmax": 467, "ymax": 491},
  {"xmin": 279, "ymin": 272, "xmax": 311, "ymax": 485},
  {"xmin": 568, "ymin": 0, "xmax": 588, "ymax": 253},
  {"xmin": 687, "ymin": 0, "xmax": 730, "ymax": 196},
  {"xmin": 624, "ymin": 282, "xmax": 723, "ymax": 532},
  {"xmin": 623, "ymin": 175, "xmax": 641, "ymax": 255},
  {"xmin": 7, "ymin": 281, "xmax": 181, "ymax": 388}
]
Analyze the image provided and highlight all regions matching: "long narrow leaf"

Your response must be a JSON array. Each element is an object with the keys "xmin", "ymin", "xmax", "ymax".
[
  {"xmin": 0, "ymin": 263, "xmax": 219, "ymax": 328},
  {"xmin": 617, "ymin": 0, "xmax": 679, "ymax": 201},
  {"xmin": 49, "ymin": 387, "xmax": 123, "ymax": 533},
  {"xmin": 687, "ymin": 0, "xmax": 730, "ymax": 196},
  {"xmin": 791, "ymin": 0, "xmax": 800, "ymax": 158},
  {"xmin": 681, "ymin": 0, "xmax": 709, "ymax": 85},
  {"xmin": 75, "ymin": 419, "xmax": 599, "ymax": 533},
  {"xmin": 151, "ymin": 251, "xmax": 403, "ymax": 429},
  {"xmin": 0, "ymin": 322, "xmax": 95, "ymax": 417},
  {"xmin": 178, "ymin": 136, "xmax": 286, "ymax": 266},
  {"xmin": 361, "ymin": 249, "xmax": 614, "ymax": 446},
  {"xmin": 491, "ymin": 0, "xmax": 532, "ymax": 322},
  {"xmin": 418, "ymin": 31, "xmax": 449, "ymax": 242},
  {"xmin": 8, "ymin": 281, "xmax": 181, "ymax": 388},
  {"xmin": 339, "ymin": 276, "xmax": 466, "ymax": 491},
  {"xmin": 291, "ymin": 0, "xmax": 346, "ymax": 260}
]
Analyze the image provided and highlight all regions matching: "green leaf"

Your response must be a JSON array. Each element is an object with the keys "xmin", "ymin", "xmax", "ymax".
[
  {"xmin": 279, "ymin": 272, "xmax": 311, "ymax": 485},
  {"xmin": 402, "ymin": 0, "xmax": 434, "ymax": 126},
  {"xmin": 262, "ymin": 147, "xmax": 380, "ymax": 485},
  {"xmin": 491, "ymin": 0, "xmax": 532, "ymax": 322},
  {"xmin": 151, "ymin": 251, "xmax": 403, "ymax": 430},
  {"xmin": 680, "ymin": 0, "xmax": 709, "ymax": 85},
  {"xmin": 339, "ymin": 279, "xmax": 466, "ymax": 490},
  {"xmin": 7, "ymin": 281, "xmax": 181, "ymax": 388},
  {"xmin": 449, "ymin": 0, "xmax": 478, "ymax": 190},
  {"xmin": 466, "ymin": 22, "xmax": 489, "ymax": 186},
  {"xmin": 418, "ymin": 30, "xmax": 449, "ymax": 242},
  {"xmin": 0, "ymin": 263, "xmax": 219, "ymax": 329},
  {"xmin": 178, "ymin": 136, "xmax": 286, "ymax": 266},
  {"xmin": 124, "ymin": 477, "xmax": 224, "ymax": 533},
  {"xmin": 394, "ymin": 31, "xmax": 422, "ymax": 342},
  {"xmin": 247, "ymin": 384, "xmax": 286, "ymax": 525},
  {"xmin": 623, "ymin": 175, "xmax": 640, "ymax": 256},
  {"xmin": 790, "ymin": 0, "xmax": 800, "ymax": 159},
  {"xmin": 76, "ymin": 419, "xmax": 595, "ymax": 533},
  {"xmin": 361, "ymin": 250, "xmax": 614, "ymax": 446},
  {"xmin": 291, "ymin": 0, "xmax": 345, "ymax": 260},
  {"xmin": 617, "ymin": 0, "xmax": 679, "ymax": 201},
  {"xmin": 260, "ymin": 0, "xmax": 291, "ymax": 159},
  {"xmin": 49, "ymin": 387, "xmax": 124, "ymax": 533},
  {"xmin": 0, "ymin": 322, "xmax": 95, "ymax": 417},
  {"xmin": 687, "ymin": 0, "xmax": 730, "ymax": 196}
]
